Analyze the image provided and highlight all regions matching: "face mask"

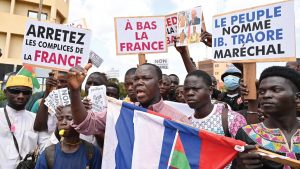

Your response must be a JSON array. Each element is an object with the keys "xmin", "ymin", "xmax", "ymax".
[{"xmin": 224, "ymin": 75, "xmax": 240, "ymax": 91}]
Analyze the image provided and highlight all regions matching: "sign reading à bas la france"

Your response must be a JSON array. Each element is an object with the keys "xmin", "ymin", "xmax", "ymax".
[{"xmin": 114, "ymin": 16, "xmax": 167, "ymax": 55}]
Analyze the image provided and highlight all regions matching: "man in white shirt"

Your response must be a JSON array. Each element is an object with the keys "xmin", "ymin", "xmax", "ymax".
[{"xmin": 0, "ymin": 75, "xmax": 39, "ymax": 169}]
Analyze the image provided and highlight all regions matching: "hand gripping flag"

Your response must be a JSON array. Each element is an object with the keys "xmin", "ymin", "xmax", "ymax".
[{"xmin": 102, "ymin": 100, "xmax": 246, "ymax": 169}]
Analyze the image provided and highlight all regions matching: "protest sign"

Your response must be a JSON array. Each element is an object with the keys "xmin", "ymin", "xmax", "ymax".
[
  {"xmin": 115, "ymin": 16, "xmax": 167, "ymax": 55},
  {"xmin": 177, "ymin": 6, "xmax": 205, "ymax": 46},
  {"xmin": 66, "ymin": 18, "xmax": 88, "ymax": 29},
  {"xmin": 66, "ymin": 20, "xmax": 103, "ymax": 68},
  {"xmin": 166, "ymin": 13, "xmax": 177, "ymax": 46},
  {"xmin": 106, "ymin": 68, "xmax": 120, "ymax": 79},
  {"xmin": 88, "ymin": 85, "xmax": 107, "ymax": 113},
  {"xmin": 89, "ymin": 50, "xmax": 103, "ymax": 68},
  {"xmin": 22, "ymin": 20, "xmax": 92, "ymax": 71},
  {"xmin": 44, "ymin": 88, "xmax": 70, "ymax": 115},
  {"xmin": 153, "ymin": 58, "xmax": 168, "ymax": 69},
  {"xmin": 212, "ymin": 0, "xmax": 295, "ymax": 62}
]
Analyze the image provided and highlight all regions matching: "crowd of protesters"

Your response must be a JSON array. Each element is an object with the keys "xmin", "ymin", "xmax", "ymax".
[{"xmin": 0, "ymin": 29, "xmax": 300, "ymax": 169}]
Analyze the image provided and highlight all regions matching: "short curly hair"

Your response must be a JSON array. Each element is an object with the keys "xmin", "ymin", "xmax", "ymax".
[
  {"xmin": 185, "ymin": 70, "xmax": 212, "ymax": 87},
  {"xmin": 140, "ymin": 63, "xmax": 162, "ymax": 80},
  {"xmin": 259, "ymin": 66, "xmax": 300, "ymax": 92}
]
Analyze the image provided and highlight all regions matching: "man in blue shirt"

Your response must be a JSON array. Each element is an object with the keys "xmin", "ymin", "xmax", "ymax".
[{"xmin": 35, "ymin": 105, "xmax": 102, "ymax": 169}]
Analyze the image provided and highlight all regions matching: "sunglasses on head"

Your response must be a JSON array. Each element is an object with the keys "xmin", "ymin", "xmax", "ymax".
[{"xmin": 7, "ymin": 88, "xmax": 32, "ymax": 95}]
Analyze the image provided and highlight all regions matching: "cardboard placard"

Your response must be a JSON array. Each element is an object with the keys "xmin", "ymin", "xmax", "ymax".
[
  {"xmin": 22, "ymin": 20, "xmax": 92, "ymax": 71},
  {"xmin": 44, "ymin": 88, "xmax": 70, "ymax": 115},
  {"xmin": 166, "ymin": 13, "xmax": 177, "ymax": 46},
  {"xmin": 212, "ymin": 0, "xmax": 295, "ymax": 62},
  {"xmin": 88, "ymin": 85, "xmax": 107, "ymax": 113},
  {"xmin": 115, "ymin": 16, "xmax": 167, "ymax": 55},
  {"xmin": 89, "ymin": 50, "xmax": 103, "ymax": 68},
  {"xmin": 177, "ymin": 6, "xmax": 205, "ymax": 46}
]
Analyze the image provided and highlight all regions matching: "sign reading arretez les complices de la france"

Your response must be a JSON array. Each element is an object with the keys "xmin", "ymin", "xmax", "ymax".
[{"xmin": 22, "ymin": 20, "xmax": 92, "ymax": 71}]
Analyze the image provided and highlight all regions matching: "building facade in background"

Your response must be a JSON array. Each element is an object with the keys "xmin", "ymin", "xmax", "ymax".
[{"xmin": 0, "ymin": 0, "xmax": 69, "ymax": 82}]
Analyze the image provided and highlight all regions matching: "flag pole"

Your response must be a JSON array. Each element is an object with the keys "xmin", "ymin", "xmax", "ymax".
[{"xmin": 38, "ymin": 0, "xmax": 43, "ymax": 21}]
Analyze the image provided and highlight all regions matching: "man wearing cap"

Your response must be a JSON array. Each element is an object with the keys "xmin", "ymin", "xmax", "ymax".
[
  {"xmin": 0, "ymin": 75, "xmax": 39, "ymax": 169},
  {"xmin": 219, "ymin": 65, "xmax": 247, "ymax": 111}
]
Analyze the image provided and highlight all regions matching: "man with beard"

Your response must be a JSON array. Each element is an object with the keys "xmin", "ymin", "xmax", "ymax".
[
  {"xmin": 67, "ymin": 63, "xmax": 190, "ymax": 136},
  {"xmin": 0, "ymin": 75, "xmax": 39, "ymax": 169}
]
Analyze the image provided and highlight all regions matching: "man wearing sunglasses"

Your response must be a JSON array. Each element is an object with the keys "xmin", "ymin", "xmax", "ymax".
[{"xmin": 0, "ymin": 75, "xmax": 39, "ymax": 169}]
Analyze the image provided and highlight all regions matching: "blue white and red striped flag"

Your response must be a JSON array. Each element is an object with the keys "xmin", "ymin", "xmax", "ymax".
[{"xmin": 102, "ymin": 100, "xmax": 245, "ymax": 169}]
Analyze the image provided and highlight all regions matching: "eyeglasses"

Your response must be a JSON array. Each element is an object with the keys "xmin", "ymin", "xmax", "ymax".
[{"xmin": 7, "ymin": 88, "xmax": 32, "ymax": 95}]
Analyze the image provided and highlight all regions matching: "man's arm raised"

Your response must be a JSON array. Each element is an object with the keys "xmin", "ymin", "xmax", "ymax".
[
  {"xmin": 174, "ymin": 40, "xmax": 197, "ymax": 73},
  {"xmin": 68, "ymin": 63, "xmax": 92, "ymax": 124},
  {"xmin": 34, "ymin": 72, "xmax": 57, "ymax": 131},
  {"xmin": 174, "ymin": 31, "xmax": 212, "ymax": 74}
]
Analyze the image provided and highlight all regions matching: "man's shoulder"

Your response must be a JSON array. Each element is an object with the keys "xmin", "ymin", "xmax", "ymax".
[
  {"xmin": 24, "ymin": 109, "xmax": 37, "ymax": 120},
  {"xmin": 215, "ymin": 104, "xmax": 246, "ymax": 125},
  {"xmin": 161, "ymin": 102, "xmax": 191, "ymax": 123},
  {"xmin": 162, "ymin": 102, "xmax": 185, "ymax": 115}
]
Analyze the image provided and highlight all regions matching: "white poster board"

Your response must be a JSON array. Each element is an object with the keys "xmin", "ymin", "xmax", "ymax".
[
  {"xmin": 88, "ymin": 85, "xmax": 107, "ymax": 113},
  {"xmin": 89, "ymin": 50, "xmax": 103, "ymax": 68},
  {"xmin": 22, "ymin": 20, "xmax": 92, "ymax": 71},
  {"xmin": 166, "ymin": 13, "xmax": 177, "ymax": 46},
  {"xmin": 115, "ymin": 16, "xmax": 167, "ymax": 55},
  {"xmin": 212, "ymin": 0, "xmax": 295, "ymax": 62}
]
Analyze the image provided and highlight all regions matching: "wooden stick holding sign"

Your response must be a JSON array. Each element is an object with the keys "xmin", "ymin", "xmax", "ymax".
[
  {"xmin": 252, "ymin": 147, "xmax": 300, "ymax": 168},
  {"xmin": 138, "ymin": 53, "xmax": 146, "ymax": 65},
  {"xmin": 243, "ymin": 63, "xmax": 256, "ymax": 100}
]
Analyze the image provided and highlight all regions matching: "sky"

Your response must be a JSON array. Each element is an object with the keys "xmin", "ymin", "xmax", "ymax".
[{"xmin": 68, "ymin": 0, "xmax": 300, "ymax": 84}]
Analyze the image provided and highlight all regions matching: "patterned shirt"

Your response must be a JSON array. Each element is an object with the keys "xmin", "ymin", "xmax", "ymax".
[
  {"xmin": 234, "ymin": 123, "xmax": 300, "ymax": 169},
  {"xmin": 190, "ymin": 104, "xmax": 247, "ymax": 138}
]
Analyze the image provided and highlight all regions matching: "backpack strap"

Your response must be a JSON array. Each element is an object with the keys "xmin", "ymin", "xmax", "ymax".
[
  {"xmin": 45, "ymin": 144, "xmax": 56, "ymax": 169},
  {"xmin": 221, "ymin": 107, "xmax": 231, "ymax": 137},
  {"xmin": 82, "ymin": 140, "xmax": 94, "ymax": 168}
]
